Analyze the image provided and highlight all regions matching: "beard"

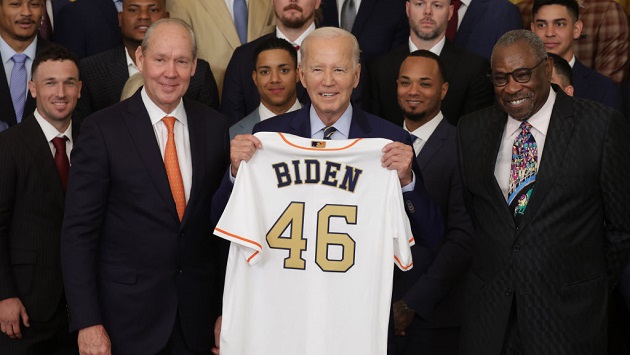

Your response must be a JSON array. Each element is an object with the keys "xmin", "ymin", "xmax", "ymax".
[
  {"xmin": 278, "ymin": 5, "xmax": 309, "ymax": 29},
  {"xmin": 402, "ymin": 107, "xmax": 430, "ymax": 122}
]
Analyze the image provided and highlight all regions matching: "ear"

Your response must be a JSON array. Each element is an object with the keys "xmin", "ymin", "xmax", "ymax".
[
  {"xmin": 565, "ymin": 85, "xmax": 574, "ymax": 97},
  {"xmin": 135, "ymin": 46, "xmax": 144, "ymax": 72},
  {"xmin": 298, "ymin": 63, "xmax": 307, "ymax": 88},
  {"xmin": 573, "ymin": 19, "xmax": 583, "ymax": 40},
  {"xmin": 28, "ymin": 80, "xmax": 37, "ymax": 99},
  {"xmin": 448, "ymin": 4, "xmax": 454, "ymax": 21},
  {"xmin": 353, "ymin": 63, "xmax": 361, "ymax": 88},
  {"xmin": 251, "ymin": 70, "xmax": 257, "ymax": 85},
  {"xmin": 190, "ymin": 58, "xmax": 197, "ymax": 77},
  {"xmin": 440, "ymin": 81, "xmax": 449, "ymax": 100},
  {"xmin": 118, "ymin": 11, "xmax": 123, "ymax": 27}
]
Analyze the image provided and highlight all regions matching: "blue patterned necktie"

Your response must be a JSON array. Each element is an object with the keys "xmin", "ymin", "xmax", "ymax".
[
  {"xmin": 323, "ymin": 126, "xmax": 337, "ymax": 140},
  {"xmin": 10, "ymin": 53, "xmax": 28, "ymax": 123},
  {"xmin": 233, "ymin": 0, "xmax": 248, "ymax": 44},
  {"xmin": 508, "ymin": 121, "xmax": 538, "ymax": 223}
]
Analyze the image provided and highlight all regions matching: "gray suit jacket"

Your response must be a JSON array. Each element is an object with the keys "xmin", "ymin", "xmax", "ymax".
[{"xmin": 229, "ymin": 108, "xmax": 260, "ymax": 140}]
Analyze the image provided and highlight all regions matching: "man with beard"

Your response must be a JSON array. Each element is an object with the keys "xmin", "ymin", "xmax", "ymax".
[
  {"xmin": 392, "ymin": 49, "xmax": 473, "ymax": 355},
  {"xmin": 0, "ymin": 0, "xmax": 51, "ymax": 128},
  {"xmin": 457, "ymin": 29, "xmax": 630, "ymax": 354},
  {"xmin": 71, "ymin": 0, "xmax": 220, "ymax": 129},
  {"xmin": 222, "ymin": 0, "xmax": 320, "ymax": 125},
  {"xmin": 367, "ymin": 0, "xmax": 493, "ymax": 126}
]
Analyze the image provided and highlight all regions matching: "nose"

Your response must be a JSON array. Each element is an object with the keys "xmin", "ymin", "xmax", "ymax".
[
  {"xmin": 544, "ymin": 25, "xmax": 555, "ymax": 37},
  {"xmin": 503, "ymin": 75, "xmax": 522, "ymax": 94},
  {"xmin": 322, "ymin": 69, "xmax": 334, "ymax": 86},
  {"xmin": 270, "ymin": 69, "xmax": 281, "ymax": 83},
  {"xmin": 424, "ymin": 3, "xmax": 432, "ymax": 15},
  {"xmin": 408, "ymin": 82, "xmax": 421, "ymax": 95},
  {"xmin": 164, "ymin": 61, "xmax": 177, "ymax": 78},
  {"xmin": 138, "ymin": 7, "xmax": 151, "ymax": 19},
  {"xmin": 20, "ymin": 2, "xmax": 33, "ymax": 16},
  {"xmin": 56, "ymin": 83, "xmax": 67, "ymax": 98}
]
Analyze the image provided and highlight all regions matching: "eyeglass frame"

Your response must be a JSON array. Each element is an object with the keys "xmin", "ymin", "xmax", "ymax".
[{"xmin": 486, "ymin": 58, "xmax": 547, "ymax": 87}]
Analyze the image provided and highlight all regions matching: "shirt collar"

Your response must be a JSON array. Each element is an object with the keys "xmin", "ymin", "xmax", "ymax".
[
  {"xmin": 404, "ymin": 112, "xmax": 444, "ymax": 142},
  {"xmin": 141, "ymin": 87, "xmax": 187, "ymax": 126},
  {"xmin": 0, "ymin": 35, "xmax": 37, "ymax": 65},
  {"xmin": 506, "ymin": 87, "xmax": 556, "ymax": 138},
  {"xmin": 568, "ymin": 55, "xmax": 576, "ymax": 68},
  {"xmin": 276, "ymin": 22, "xmax": 316, "ymax": 47},
  {"xmin": 34, "ymin": 109, "xmax": 73, "ymax": 142},
  {"xmin": 409, "ymin": 35, "xmax": 446, "ymax": 56},
  {"xmin": 124, "ymin": 47, "xmax": 140, "ymax": 76},
  {"xmin": 309, "ymin": 104, "xmax": 353, "ymax": 139},
  {"xmin": 460, "ymin": 0, "xmax": 471, "ymax": 7},
  {"xmin": 259, "ymin": 99, "xmax": 302, "ymax": 121}
]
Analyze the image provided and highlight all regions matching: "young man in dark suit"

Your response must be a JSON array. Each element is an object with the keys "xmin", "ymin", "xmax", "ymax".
[
  {"xmin": 61, "ymin": 19, "xmax": 229, "ymax": 355},
  {"xmin": 392, "ymin": 50, "xmax": 473, "ymax": 355},
  {"xmin": 457, "ymin": 29, "xmax": 630, "ymax": 354},
  {"xmin": 0, "ymin": 44, "xmax": 80, "ymax": 354}
]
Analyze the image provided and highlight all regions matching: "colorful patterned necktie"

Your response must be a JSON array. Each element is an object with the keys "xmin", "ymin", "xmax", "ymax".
[
  {"xmin": 163, "ymin": 116, "xmax": 186, "ymax": 221},
  {"xmin": 51, "ymin": 136, "xmax": 70, "ymax": 190},
  {"xmin": 323, "ymin": 126, "xmax": 337, "ymax": 140},
  {"xmin": 10, "ymin": 53, "xmax": 28, "ymax": 123},
  {"xmin": 508, "ymin": 121, "xmax": 537, "ymax": 223}
]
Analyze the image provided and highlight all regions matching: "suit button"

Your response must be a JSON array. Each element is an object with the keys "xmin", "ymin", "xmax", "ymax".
[
  {"xmin": 505, "ymin": 289, "xmax": 513, "ymax": 296},
  {"xmin": 405, "ymin": 200, "xmax": 415, "ymax": 214},
  {"xmin": 178, "ymin": 269, "xmax": 183, "ymax": 274},
  {"xmin": 180, "ymin": 233, "xmax": 184, "ymax": 238},
  {"xmin": 513, "ymin": 245, "xmax": 520, "ymax": 252}
]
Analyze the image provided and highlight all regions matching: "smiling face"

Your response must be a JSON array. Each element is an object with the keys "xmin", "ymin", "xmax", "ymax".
[
  {"xmin": 299, "ymin": 35, "xmax": 360, "ymax": 126},
  {"xmin": 253, "ymin": 48, "xmax": 299, "ymax": 115},
  {"xmin": 407, "ymin": 0, "xmax": 452, "ymax": 45},
  {"xmin": 136, "ymin": 21, "xmax": 196, "ymax": 114},
  {"xmin": 397, "ymin": 55, "xmax": 448, "ymax": 129},
  {"xmin": 531, "ymin": 4, "xmax": 582, "ymax": 62},
  {"xmin": 28, "ymin": 59, "xmax": 81, "ymax": 129},
  {"xmin": 491, "ymin": 40, "xmax": 552, "ymax": 121},
  {"xmin": 119, "ymin": 0, "xmax": 168, "ymax": 44},
  {"xmin": 0, "ymin": 0, "xmax": 42, "ymax": 46}
]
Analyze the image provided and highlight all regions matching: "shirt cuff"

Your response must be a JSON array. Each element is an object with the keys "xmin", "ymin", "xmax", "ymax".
[{"xmin": 401, "ymin": 171, "xmax": 415, "ymax": 193}]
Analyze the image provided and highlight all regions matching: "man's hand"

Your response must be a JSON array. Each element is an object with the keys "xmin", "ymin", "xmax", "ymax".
[
  {"xmin": 382, "ymin": 142, "xmax": 414, "ymax": 186},
  {"xmin": 78, "ymin": 325, "xmax": 111, "ymax": 355},
  {"xmin": 393, "ymin": 300, "xmax": 416, "ymax": 336},
  {"xmin": 0, "ymin": 297, "xmax": 29, "ymax": 339},
  {"xmin": 211, "ymin": 316, "xmax": 222, "ymax": 355},
  {"xmin": 230, "ymin": 134, "xmax": 262, "ymax": 177}
]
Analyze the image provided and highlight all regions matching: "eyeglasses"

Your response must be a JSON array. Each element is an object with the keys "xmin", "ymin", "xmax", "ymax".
[{"xmin": 487, "ymin": 59, "xmax": 546, "ymax": 87}]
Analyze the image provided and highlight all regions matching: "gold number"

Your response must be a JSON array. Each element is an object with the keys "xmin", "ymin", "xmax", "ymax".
[{"xmin": 266, "ymin": 202, "xmax": 357, "ymax": 272}]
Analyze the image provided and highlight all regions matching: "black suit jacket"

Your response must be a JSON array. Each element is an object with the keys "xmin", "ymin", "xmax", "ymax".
[
  {"xmin": 394, "ymin": 119, "xmax": 473, "ymax": 336},
  {"xmin": 53, "ymin": 0, "xmax": 122, "ymax": 59},
  {"xmin": 0, "ymin": 115, "xmax": 75, "ymax": 322},
  {"xmin": 367, "ymin": 41, "xmax": 494, "ymax": 126},
  {"xmin": 320, "ymin": 0, "xmax": 409, "ymax": 64},
  {"xmin": 0, "ymin": 38, "xmax": 52, "ymax": 127},
  {"xmin": 457, "ymin": 88, "xmax": 630, "ymax": 354},
  {"xmin": 221, "ymin": 32, "xmax": 310, "ymax": 126},
  {"xmin": 61, "ymin": 90, "xmax": 230, "ymax": 353},
  {"xmin": 572, "ymin": 59, "xmax": 623, "ymax": 114},
  {"xmin": 74, "ymin": 46, "xmax": 220, "ymax": 128}
]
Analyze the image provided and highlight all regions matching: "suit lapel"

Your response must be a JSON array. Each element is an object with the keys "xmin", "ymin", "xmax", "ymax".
[
  {"xmin": 351, "ymin": 0, "xmax": 376, "ymax": 34},
  {"xmin": 456, "ymin": 0, "xmax": 486, "ymax": 45},
  {"xmin": 19, "ymin": 116, "xmax": 66, "ymax": 209},
  {"xmin": 288, "ymin": 106, "xmax": 313, "ymax": 137},
  {"xmin": 417, "ymin": 119, "xmax": 448, "ymax": 170},
  {"xmin": 123, "ymin": 92, "xmax": 179, "ymax": 222},
  {"xmin": 183, "ymin": 100, "xmax": 206, "ymax": 225},
  {"xmin": 249, "ymin": 0, "xmax": 274, "ymax": 38},
  {"xmin": 484, "ymin": 107, "xmax": 512, "ymax": 216},
  {"xmin": 518, "ymin": 90, "xmax": 574, "ymax": 230},
  {"xmin": 111, "ymin": 47, "xmax": 132, "ymax": 94},
  {"xmin": 0, "ymin": 55, "xmax": 16, "ymax": 125},
  {"xmin": 348, "ymin": 107, "xmax": 372, "ymax": 138},
  {"xmin": 200, "ymin": 1, "xmax": 241, "ymax": 50},
  {"xmin": 322, "ymin": 0, "xmax": 340, "ymax": 27}
]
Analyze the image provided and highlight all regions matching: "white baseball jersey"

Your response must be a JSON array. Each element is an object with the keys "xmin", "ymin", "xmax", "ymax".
[{"xmin": 214, "ymin": 132, "xmax": 414, "ymax": 355}]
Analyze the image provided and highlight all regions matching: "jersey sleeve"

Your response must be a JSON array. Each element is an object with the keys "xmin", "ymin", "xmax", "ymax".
[
  {"xmin": 214, "ymin": 161, "xmax": 264, "ymax": 264},
  {"xmin": 386, "ymin": 173, "xmax": 414, "ymax": 271}
]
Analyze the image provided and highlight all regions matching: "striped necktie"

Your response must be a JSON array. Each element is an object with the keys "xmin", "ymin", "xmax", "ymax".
[{"xmin": 323, "ymin": 126, "xmax": 337, "ymax": 140}]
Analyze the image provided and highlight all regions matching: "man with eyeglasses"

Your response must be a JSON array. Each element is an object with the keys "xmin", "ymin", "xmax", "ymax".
[{"xmin": 456, "ymin": 29, "xmax": 630, "ymax": 354}]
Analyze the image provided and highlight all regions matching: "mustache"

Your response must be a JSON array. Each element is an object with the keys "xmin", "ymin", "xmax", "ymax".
[{"xmin": 283, "ymin": 4, "xmax": 303, "ymax": 12}]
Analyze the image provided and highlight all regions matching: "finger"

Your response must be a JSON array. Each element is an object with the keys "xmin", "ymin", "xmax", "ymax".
[
  {"xmin": 9, "ymin": 323, "xmax": 20, "ymax": 339},
  {"xmin": 20, "ymin": 309, "xmax": 29, "ymax": 328}
]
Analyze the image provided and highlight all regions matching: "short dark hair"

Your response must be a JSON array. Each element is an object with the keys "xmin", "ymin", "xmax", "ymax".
[
  {"xmin": 548, "ymin": 52, "xmax": 573, "ymax": 85},
  {"xmin": 532, "ymin": 0, "xmax": 579, "ymax": 21},
  {"xmin": 31, "ymin": 44, "xmax": 79, "ymax": 78},
  {"xmin": 405, "ymin": 50, "xmax": 447, "ymax": 83},
  {"xmin": 253, "ymin": 37, "xmax": 298, "ymax": 69}
]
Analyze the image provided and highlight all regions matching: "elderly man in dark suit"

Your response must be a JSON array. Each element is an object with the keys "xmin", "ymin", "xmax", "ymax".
[
  {"xmin": 392, "ymin": 50, "xmax": 473, "ymax": 355},
  {"xmin": 0, "ymin": 45, "xmax": 79, "ymax": 354},
  {"xmin": 457, "ymin": 29, "xmax": 630, "ymax": 354},
  {"xmin": 367, "ymin": 0, "xmax": 494, "ymax": 126},
  {"xmin": 0, "ymin": 0, "xmax": 51, "ymax": 127},
  {"xmin": 73, "ymin": 0, "xmax": 219, "ymax": 129},
  {"xmin": 61, "ymin": 18, "xmax": 229, "ymax": 355}
]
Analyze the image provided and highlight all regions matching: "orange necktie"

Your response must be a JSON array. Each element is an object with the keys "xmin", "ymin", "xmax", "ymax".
[{"xmin": 163, "ymin": 116, "xmax": 186, "ymax": 221}]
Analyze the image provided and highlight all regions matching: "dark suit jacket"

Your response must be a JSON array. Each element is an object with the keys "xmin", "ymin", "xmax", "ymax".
[
  {"xmin": 572, "ymin": 59, "xmax": 623, "ymax": 113},
  {"xmin": 61, "ymin": 91, "xmax": 230, "ymax": 354},
  {"xmin": 0, "ymin": 38, "xmax": 52, "ymax": 127},
  {"xmin": 320, "ymin": 0, "xmax": 409, "ymax": 64},
  {"xmin": 0, "ymin": 115, "xmax": 75, "ymax": 322},
  {"xmin": 53, "ymin": 0, "xmax": 122, "ymax": 59},
  {"xmin": 457, "ymin": 88, "xmax": 630, "ymax": 354},
  {"xmin": 367, "ymin": 41, "xmax": 494, "ymax": 126},
  {"xmin": 453, "ymin": 0, "xmax": 523, "ymax": 60},
  {"xmin": 221, "ymin": 32, "xmax": 310, "ymax": 126},
  {"xmin": 74, "ymin": 46, "xmax": 220, "ymax": 128},
  {"xmin": 394, "ymin": 119, "xmax": 473, "ymax": 337}
]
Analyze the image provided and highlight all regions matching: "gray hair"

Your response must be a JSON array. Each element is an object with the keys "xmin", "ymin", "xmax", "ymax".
[
  {"xmin": 141, "ymin": 18, "xmax": 198, "ymax": 59},
  {"xmin": 491, "ymin": 29, "xmax": 548, "ymax": 64},
  {"xmin": 301, "ymin": 27, "xmax": 361, "ymax": 68}
]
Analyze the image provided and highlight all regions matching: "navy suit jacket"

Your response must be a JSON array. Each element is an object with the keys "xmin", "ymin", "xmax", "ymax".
[
  {"xmin": 572, "ymin": 59, "xmax": 623, "ymax": 114},
  {"xmin": 61, "ymin": 90, "xmax": 230, "ymax": 353},
  {"xmin": 0, "ymin": 38, "xmax": 52, "ymax": 127},
  {"xmin": 367, "ymin": 41, "xmax": 494, "ymax": 126},
  {"xmin": 221, "ymin": 32, "xmax": 310, "ymax": 126},
  {"xmin": 454, "ymin": 0, "xmax": 523, "ymax": 60},
  {"xmin": 74, "ymin": 46, "xmax": 220, "ymax": 129},
  {"xmin": 53, "ymin": 0, "xmax": 122, "ymax": 59},
  {"xmin": 320, "ymin": 0, "xmax": 409, "ymax": 64}
]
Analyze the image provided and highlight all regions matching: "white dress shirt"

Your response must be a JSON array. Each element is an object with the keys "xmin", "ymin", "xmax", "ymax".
[
  {"xmin": 259, "ymin": 99, "xmax": 302, "ymax": 121},
  {"xmin": 277, "ymin": 22, "xmax": 316, "ymax": 63},
  {"xmin": 34, "ymin": 110, "xmax": 73, "ymax": 161},
  {"xmin": 409, "ymin": 35, "xmax": 446, "ymax": 55},
  {"xmin": 141, "ymin": 88, "xmax": 193, "ymax": 202},
  {"xmin": 494, "ymin": 88, "xmax": 556, "ymax": 200},
  {"xmin": 404, "ymin": 112, "xmax": 444, "ymax": 156},
  {"xmin": 125, "ymin": 48, "xmax": 140, "ymax": 77}
]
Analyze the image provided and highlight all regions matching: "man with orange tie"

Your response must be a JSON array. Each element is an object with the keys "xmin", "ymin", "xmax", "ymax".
[
  {"xmin": 0, "ymin": 44, "xmax": 79, "ymax": 354},
  {"xmin": 61, "ymin": 18, "xmax": 229, "ymax": 355}
]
